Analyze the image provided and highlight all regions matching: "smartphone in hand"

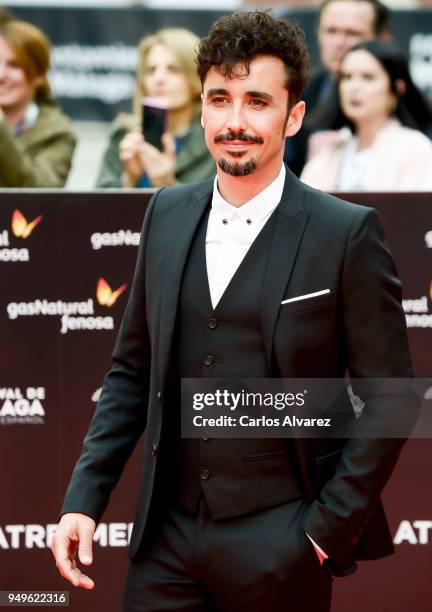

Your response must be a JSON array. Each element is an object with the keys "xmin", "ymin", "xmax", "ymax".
[{"xmin": 142, "ymin": 97, "xmax": 168, "ymax": 151}]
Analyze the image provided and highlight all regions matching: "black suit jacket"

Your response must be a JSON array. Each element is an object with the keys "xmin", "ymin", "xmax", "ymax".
[{"xmin": 61, "ymin": 168, "xmax": 415, "ymax": 571}]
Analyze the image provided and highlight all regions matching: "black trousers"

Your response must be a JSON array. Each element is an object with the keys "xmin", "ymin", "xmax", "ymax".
[{"xmin": 122, "ymin": 496, "xmax": 333, "ymax": 612}]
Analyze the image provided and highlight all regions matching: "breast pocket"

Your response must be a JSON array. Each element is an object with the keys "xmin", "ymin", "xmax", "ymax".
[{"xmin": 279, "ymin": 290, "xmax": 335, "ymax": 317}]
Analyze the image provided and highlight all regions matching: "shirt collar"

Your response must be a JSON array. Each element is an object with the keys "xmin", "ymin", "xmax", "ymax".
[
  {"xmin": 211, "ymin": 164, "xmax": 286, "ymax": 223},
  {"xmin": 13, "ymin": 102, "xmax": 39, "ymax": 136}
]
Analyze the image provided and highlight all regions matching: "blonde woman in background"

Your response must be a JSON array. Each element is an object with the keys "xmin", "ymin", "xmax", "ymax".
[
  {"xmin": 0, "ymin": 20, "xmax": 76, "ymax": 187},
  {"xmin": 96, "ymin": 28, "xmax": 214, "ymax": 188}
]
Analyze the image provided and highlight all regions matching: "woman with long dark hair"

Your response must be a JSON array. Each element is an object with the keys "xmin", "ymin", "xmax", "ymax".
[{"xmin": 301, "ymin": 40, "xmax": 432, "ymax": 191}]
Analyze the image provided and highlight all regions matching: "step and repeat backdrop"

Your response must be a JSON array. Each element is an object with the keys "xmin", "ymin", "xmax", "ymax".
[
  {"xmin": 6, "ymin": 5, "xmax": 432, "ymax": 120},
  {"xmin": 0, "ymin": 190, "xmax": 431, "ymax": 611}
]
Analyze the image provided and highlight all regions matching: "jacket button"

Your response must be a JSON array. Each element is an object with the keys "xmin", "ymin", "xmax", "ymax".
[
  {"xmin": 208, "ymin": 318, "xmax": 218, "ymax": 329},
  {"xmin": 203, "ymin": 355, "xmax": 214, "ymax": 367},
  {"xmin": 157, "ymin": 391, "xmax": 162, "ymax": 402},
  {"xmin": 152, "ymin": 443, "xmax": 158, "ymax": 456},
  {"xmin": 201, "ymin": 469, "xmax": 210, "ymax": 480}
]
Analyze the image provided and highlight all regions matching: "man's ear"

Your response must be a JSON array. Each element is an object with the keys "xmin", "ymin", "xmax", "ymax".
[
  {"xmin": 285, "ymin": 101, "xmax": 306, "ymax": 138},
  {"xmin": 200, "ymin": 93, "xmax": 204, "ymax": 128}
]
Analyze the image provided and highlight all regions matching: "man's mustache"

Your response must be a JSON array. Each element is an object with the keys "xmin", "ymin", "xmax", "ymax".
[{"xmin": 214, "ymin": 132, "xmax": 263, "ymax": 144}]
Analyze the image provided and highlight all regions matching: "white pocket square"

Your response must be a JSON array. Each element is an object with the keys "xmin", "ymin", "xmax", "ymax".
[{"xmin": 281, "ymin": 289, "xmax": 331, "ymax": 305}]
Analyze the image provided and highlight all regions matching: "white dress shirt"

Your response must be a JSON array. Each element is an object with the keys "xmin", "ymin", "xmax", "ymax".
[
  {"xmin": 206, "ymin": 164, "xmax": 286, "ymax": 308},
  {"xmin": 205, "ymin": 164, "xmax": 329, "ymax": 564}
]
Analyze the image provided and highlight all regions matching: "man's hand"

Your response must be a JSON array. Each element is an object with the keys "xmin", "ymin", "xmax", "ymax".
[
  {"xmin": 119, "ymin": 130, "xmax": 176, "ymax": 188},
  {"xmin": 50, "ymin": 513, "xmax": 96, "ymax": 589}
]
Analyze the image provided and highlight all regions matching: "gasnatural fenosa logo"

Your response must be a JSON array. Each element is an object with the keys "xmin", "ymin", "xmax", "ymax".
[
  {"xmin": 96, "ymin": 278, "xmax": 128, "ymax": 307},
  {"xmin": 11, "ymin": 210, "xmax": 43, "ymax": 239},
  {"xmin": 0, "ymin": 209, "xmax": 43, "ymax": 262},
  {"xmin": 6, "ymin": 278, "xmax": 128, "ymax": 334}
]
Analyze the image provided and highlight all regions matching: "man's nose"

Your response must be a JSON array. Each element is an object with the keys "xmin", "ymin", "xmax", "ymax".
[
  {"xmin": 333, "ymin": 31, "xmax": 348, "ymax": 44},
  {"xmin": 333, "ymin": 32, "xmax": 351, "ymax": 53},
  {"xmin": 225, "ymin": 103, "xmax": 248, "ymax": 133}
]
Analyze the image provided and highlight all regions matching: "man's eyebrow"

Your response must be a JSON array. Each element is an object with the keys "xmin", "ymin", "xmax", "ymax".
[
  {"xmin": 246, "ymin": 91, "xmax": 273, "ymax": 101},
  {"xmin": 206, "ymin": 88, "xmax": 229, "ymax": 98},
  {"xmin": 206, "ymin": 88, "xmax": 274, "ymax": 102}
]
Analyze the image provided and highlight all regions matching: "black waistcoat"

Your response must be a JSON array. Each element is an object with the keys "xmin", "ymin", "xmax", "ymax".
[{"xmin": 172, "ymin": 205, "xmax": 302, "ymax": 518}]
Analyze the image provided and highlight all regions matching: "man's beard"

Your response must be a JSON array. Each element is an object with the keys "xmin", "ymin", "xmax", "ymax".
[
  {"xmin": 214, "ymin": 130, "xmax": 262, "ymax": 176},
  {"xmin": 217, "ymin": 157, "xmax": 257, "ymax": 176}
]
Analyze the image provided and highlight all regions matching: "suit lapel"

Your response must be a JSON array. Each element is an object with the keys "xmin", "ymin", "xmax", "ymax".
[
  {"xmin": 261, "ymin": 168, "xmax": 309, "ymax": 373},
  {"xmin": 158, "ymin": 180, "xmax": 212, "ymax": 385}
]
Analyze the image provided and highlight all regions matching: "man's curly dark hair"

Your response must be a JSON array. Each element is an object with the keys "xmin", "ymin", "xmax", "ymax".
[{"xmin": 196, "ymin": 11, "xmax": 310, "ymax": 108}]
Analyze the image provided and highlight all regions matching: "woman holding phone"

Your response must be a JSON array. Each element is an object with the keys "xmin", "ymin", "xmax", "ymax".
[{"xmin": 96, "ymin": 28, "xmax": 214, "ymax": 188}]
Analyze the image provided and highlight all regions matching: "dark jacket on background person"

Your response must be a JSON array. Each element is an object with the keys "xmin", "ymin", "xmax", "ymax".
[
  {"xmin": 95, "ymin": 114, "xmax": 215, "ymax": 188},
  {"xmin": 284, "ymin": 69, "xmax": 341, "ymax": 176},
  {"xmin": 0, "ymin": 99, "xmax": 76, "ymax": 187}
]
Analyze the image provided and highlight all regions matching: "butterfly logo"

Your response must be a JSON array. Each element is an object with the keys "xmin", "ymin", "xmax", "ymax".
[
  {"xmin": 96, "ymin": 278, "xmax": 127, "ymax": 307},
  {"xmin": 11, "ymin": 209, "xmax": 43, "ymax": 239}
]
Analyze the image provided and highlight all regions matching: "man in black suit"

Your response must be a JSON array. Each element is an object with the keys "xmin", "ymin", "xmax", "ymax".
[{"xmin": 51, "ymin": 11, "xmax": 413, "ymax": 612}]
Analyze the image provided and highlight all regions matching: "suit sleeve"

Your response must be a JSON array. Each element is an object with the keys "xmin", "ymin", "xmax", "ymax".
[
  {"xmin": 302, "ymin": 206, "xmax": 418, "ymax": 569},
  {"xmin": 60, "ymin": 188, "xmax": 164, "ymax": 523}
]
